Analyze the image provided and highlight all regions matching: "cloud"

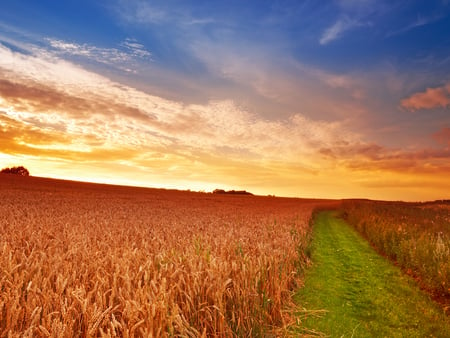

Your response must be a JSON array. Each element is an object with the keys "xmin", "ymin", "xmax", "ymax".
[
  {"xmin": 319, "ymin": 141, "xmax": 450, "ymax": 174},
  {"xmin": 433, "ymin": 127, "xmax": 450, "ymax": 146},
  {"xmin": 120, "ymin": 38, "xmax": 152, "ymax": 58},
  {"xmin": 387, "ymin": 14, "xmax": 443, "ymax": 37},
  {"xmin": 113, "ymin": 0, "xmax": 212, "ymax": 28},
  {"xmin": 1, "ymin": 30, "xmax": 449, "ymax": 200},
  {"xmin": 400, "ymin": 84, "xmax": 450, "ymax": 110},
  {"xmin": 320, "ymin": 17, "xmax": 361, "ymax": 45},
  {"xmin": 186, "ymin": 36, "xmax": 373, "ymax": 124},
  {"xmin": 45, "ymin": 37, "xmax": 151, "ymax": 72},
  {"xmin": 0, "ymin": 112, "xmax": 95, "ymax": 156},
  {"xmin": 0, "ymin": 43, "xmax": 357, "ymax": 165},
  {"xmin": 118, "ymin": 0, "xmax": 168, "ymax": 25},
  {"xmin": 319, "ymin": 0, "xmax": 379, "ymax": 45}
]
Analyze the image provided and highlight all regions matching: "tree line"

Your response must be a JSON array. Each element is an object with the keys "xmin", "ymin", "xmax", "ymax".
[{"xmin": 1, "ymin": 166, "xmax": 30, "ymax": 176}]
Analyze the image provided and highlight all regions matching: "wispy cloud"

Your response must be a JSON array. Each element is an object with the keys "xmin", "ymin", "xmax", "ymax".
[
  {"xmin": 1, "ymin": 40, "xmax": 449, "ymax": 200},
  {"xmin": 45, "ymin": 37, "xmax": 151, "ymax": 72},
  {"xmin": 0, "ymin": 43, "xmax": 357, "ymax": 165},
  {"xmin": 386, "ymin": 14, "xmax": 443, "ymax": 37},
  {"xmin": 113, "ymin": 0, "xmax": 213, "ymax": 28},
  {"xmin": 320, "ymin": 141, "xmax": 450, "ymax": 174},
  {"xmin": 1, "ymin": 6, "xmax": 450, "ymax": 200},
  {"xmin": 320, "ymin": 16, "xmax": 364, "ymax": 45},
  {"xmin": 120, "ymin": 38, "xmax": 152, "ymax": 58},
  {"xmin": 319, "ymin": 0, "xmax": 380, "ymax": 45},
  {"xmin": 186, "ymin": 35, "xmax": 373, "ymax": 124},
  {"xmin": 118, "ymin": 0, "xmax": 168, "ymax": 25},
  {"xmin": 1, "ymin": 20, "xmax": 151, "ymax": 74}
]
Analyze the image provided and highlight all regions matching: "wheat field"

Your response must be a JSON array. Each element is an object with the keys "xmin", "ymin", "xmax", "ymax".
[
  {"xmin": 342, "ymin": 199, "xmax": 450, "ymax": 310},
  {"xmin": 0, "ymin": 175, "xmax": 336, "ymax": 337}
]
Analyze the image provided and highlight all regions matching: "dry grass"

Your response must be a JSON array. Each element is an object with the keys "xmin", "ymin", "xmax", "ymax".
[
  {"xmin": 0, "ymin": 175, "xmax": 336, "ymax": 337},
  {"xmin": 341, "ymin": 199, "xmax": 450, "ymax": 312}
]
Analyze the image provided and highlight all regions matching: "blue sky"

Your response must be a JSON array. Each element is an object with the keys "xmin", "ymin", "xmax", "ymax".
[
  {"xmin": 4, "ymin": 1, "xmax": 449, "ymax": 68},
  {"xmin": 0, "ymin": 1, "xmax": 449, "ymax": 200}
]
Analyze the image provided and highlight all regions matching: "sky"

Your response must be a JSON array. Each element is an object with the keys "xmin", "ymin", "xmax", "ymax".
[{"xmin": 0, "ymin": 0, "xmax": 449, "ymax": 201}]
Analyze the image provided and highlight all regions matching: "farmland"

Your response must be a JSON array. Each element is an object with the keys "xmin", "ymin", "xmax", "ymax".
[
  {"xmin": 0, "ymin": 175, "xmax": 337, "ymax": 337},
  {"xmin": 341, "ymin": 199, "xmax": 450, "ymax": 311}
]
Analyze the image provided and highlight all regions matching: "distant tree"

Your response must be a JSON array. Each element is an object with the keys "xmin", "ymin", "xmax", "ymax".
[
  {"xmin": 213, "ymin": 189, "xmax": 253, "ymax": 195},
  {"xmin": 1, "ymin": 166, "xmax": 30, "ymax": 176}
]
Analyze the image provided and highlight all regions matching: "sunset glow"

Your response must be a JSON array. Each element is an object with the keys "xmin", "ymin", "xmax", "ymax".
[{"xmin": 1, "ymin": 1, "xmax": 449, "ymax": 200}]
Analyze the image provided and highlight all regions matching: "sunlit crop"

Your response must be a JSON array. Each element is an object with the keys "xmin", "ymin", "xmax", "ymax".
[
  {"xmin": 0, "ymin": 175, "xmax": 336, "ymax": 336},
  {"xmin": 341, "ymin": 199, "xmax": 450, "ymax": 312}
]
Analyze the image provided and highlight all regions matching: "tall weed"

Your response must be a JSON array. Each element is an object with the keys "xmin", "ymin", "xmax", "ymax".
[{"xmin": 341, "ymin": 200, "xmax": 450, "ymax": 307}]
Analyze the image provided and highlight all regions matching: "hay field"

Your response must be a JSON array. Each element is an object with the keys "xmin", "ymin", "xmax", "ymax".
[{"xmin": 0, "ymin": 175, "xmax": 335, "ymax": 337}]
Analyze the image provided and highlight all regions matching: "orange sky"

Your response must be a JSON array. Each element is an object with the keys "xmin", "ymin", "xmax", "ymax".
[{"xmin": 1, "ymin": 33, "xmax": 449, "ymax": 201}]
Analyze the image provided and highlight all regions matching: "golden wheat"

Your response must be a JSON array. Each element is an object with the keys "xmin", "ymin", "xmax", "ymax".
[{"xmin": 0, "ymin": 175, "xmax": 337, "ymax": 337}]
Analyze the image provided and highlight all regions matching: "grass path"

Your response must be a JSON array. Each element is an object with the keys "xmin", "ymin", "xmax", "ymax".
[{"xmin": 295, "ymin": 211, "xmax": 450, "ymax": 337}]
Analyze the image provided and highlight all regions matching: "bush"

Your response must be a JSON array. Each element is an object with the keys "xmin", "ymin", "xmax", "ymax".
[{"xmin": 1, "ymin": 166, "xmax": 30, "ymax": 176}]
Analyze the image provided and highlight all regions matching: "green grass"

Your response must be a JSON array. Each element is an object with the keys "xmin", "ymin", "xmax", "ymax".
[{"xmin": 294, "ymin": 211, "xmax": 450, "ymax": 337}]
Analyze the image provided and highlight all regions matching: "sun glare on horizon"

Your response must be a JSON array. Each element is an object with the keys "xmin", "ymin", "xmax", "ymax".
[{"xmin": 0, "ymin": 1, "xmax": 449, "ymax": 201}]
